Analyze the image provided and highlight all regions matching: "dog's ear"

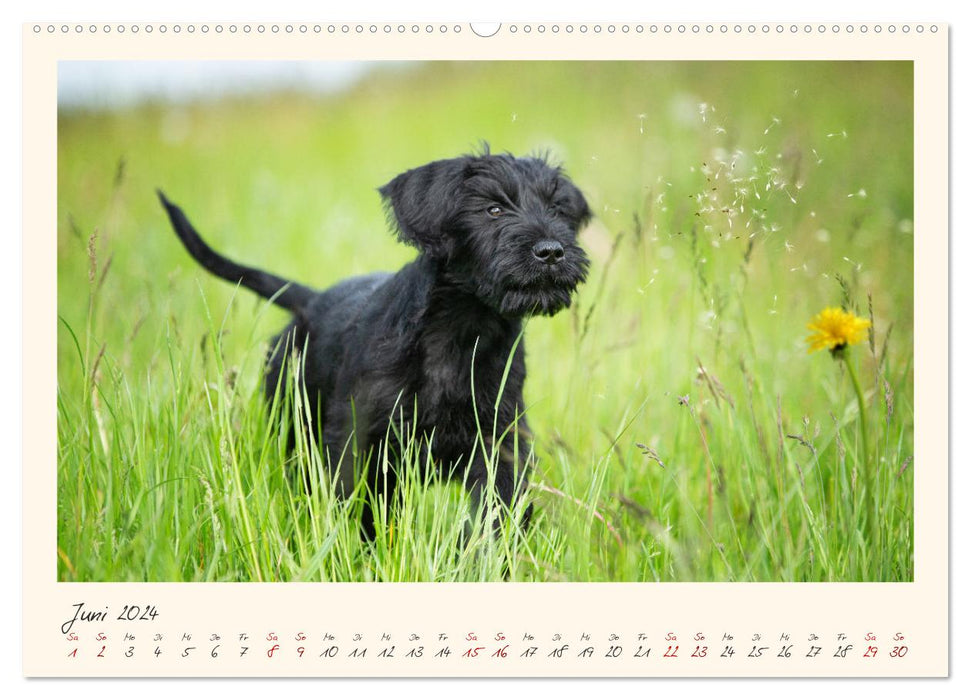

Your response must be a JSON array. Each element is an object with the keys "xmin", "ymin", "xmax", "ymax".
[
  {"xmin": 572, "ymin": 188, "xmax": 593, "ymax": 229},
  {"xmin": 560, "ymin": 177, "xmax": 593, "ymax": 230},
  {"xmin": 379, "ymin": 158, "xmax": 467, "ymax": 257}
]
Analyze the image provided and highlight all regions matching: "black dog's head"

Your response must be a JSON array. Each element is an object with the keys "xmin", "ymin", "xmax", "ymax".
[{"xmin": 379, "ymin": 150, "xmax": 591, "ymax": 317}]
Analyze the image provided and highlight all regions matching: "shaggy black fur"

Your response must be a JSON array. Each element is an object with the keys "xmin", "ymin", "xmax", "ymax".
[{"xmin": 158, "ymin": 150, "xmax": 591, "ymax": 540}]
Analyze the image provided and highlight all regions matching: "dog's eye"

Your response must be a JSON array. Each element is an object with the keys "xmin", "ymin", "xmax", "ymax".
[{"xmin": 487, "ymin": 206, "xmax": 503, "ymax": 219}]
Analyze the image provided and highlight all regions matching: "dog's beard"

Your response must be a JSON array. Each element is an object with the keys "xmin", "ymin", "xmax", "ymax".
[
  {"xmin": 498, "ymin": 256, "xmax": 589, "ymax": 317},
  {"xmin": 498, "ymin": 286, "xmax": 575, "ymax": 317},
  {"xmin": 492, "ymin": 251, "xmax": 589, "ymax": 317}
]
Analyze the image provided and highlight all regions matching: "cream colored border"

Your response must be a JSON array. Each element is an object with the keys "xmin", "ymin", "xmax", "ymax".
[{"xmin": 23, "ymin": 23, "xmax": 948, "ymax": 677}]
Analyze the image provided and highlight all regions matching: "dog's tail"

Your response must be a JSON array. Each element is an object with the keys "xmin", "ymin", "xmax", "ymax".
[{"xmin": 157, "ymin": 190, "xmax": 317, "ymax": 313}]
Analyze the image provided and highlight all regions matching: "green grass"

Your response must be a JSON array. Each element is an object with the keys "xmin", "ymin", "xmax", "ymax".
[{"xmin": 56, "ymin": 61, "xmax": 914, "ymax": 582}]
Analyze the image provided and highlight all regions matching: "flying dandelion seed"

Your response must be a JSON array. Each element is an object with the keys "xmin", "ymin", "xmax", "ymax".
[
  {"xmin": 637, "ymin": 113, "xmax": 646, "ymax": 134},
  {"xmin": 511, "ymin": 113, "xmax": 517, "ymax": 122},
  {"xmin": 784, "ymin": 240, "xmax": 795, "ymax": 253},
  {"xmin": 805, "ymin": 307, "xmax": 871, "ymax": 354},
  {"xmin": 843, "ymin": 256, "xmax": 863, "ymax": 271}
]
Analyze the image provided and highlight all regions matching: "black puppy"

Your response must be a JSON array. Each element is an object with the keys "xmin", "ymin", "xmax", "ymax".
[{"xmin": 159, "ymin": 150, "xmax": 591, "ymax": 539}]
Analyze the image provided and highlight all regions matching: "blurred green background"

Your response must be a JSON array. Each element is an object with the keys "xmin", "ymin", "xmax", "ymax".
[{"xmin": 57, "ymin": 61, "xmax": 914, "ymax": 581}]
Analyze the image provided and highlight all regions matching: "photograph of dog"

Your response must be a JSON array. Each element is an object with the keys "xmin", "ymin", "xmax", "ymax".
[
  {"xmin": 57, "ymin": 61, "xmax": 914, "ymax": 582},
  {"xmin": 157, "ymin": 151, "xmax": 591, "ymax": 540}
]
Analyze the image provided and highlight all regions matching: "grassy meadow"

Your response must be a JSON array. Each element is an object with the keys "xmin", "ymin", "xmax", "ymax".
[{"xmin": 57, "ymin": 61, "xmax": 914, "ymax": 582}]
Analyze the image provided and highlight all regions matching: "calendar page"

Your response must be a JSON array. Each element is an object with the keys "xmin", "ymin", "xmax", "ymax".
[{"xmin": 23, "ymin": 21, "xmax": 948, "ymax": 678}]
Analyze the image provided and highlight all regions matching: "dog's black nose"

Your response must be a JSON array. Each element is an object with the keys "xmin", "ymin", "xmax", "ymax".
[{"xmin": 532, "ymin": 239, "xmax": 565, "ymax": 265}]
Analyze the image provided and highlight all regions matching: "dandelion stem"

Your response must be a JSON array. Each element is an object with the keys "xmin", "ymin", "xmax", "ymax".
[
  {"xmin": 843, "ymin": 356, "xmax": 869, "ymax": 458},
  {"xmin": 843, "ymin": 355, "xmax": 875, "ymax": 533}
]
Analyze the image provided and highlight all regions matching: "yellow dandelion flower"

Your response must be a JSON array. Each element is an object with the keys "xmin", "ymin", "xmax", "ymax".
[{"xmin": 805, "ymin": 307, "xmax": 871, "ymax": 354}]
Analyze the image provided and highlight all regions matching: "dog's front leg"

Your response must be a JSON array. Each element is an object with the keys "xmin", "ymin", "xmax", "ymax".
[
  {"xmin": 463, "ymin": 440, "xmax": 534, "ymax": 540},
  {"xmin": 320, "ymin": 420, "xmax": 398, "ymax": 542},
  {"xmin": 360, "ymin": 453, "xmax": 398, "ymax": 542}
]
